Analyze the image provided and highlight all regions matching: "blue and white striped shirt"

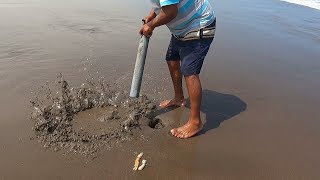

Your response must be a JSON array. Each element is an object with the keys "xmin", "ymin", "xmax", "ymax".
[{"xmin": 150, "ymin": 0, "xmax": 215, "ymax": 36}]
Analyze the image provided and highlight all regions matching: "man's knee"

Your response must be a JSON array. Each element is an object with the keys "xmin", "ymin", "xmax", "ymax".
[
  {"xmin": 167, "ymin": 60, "xmax": 181, "ymax": 69},
  {"xmin": 184, "ymin": 74, "xmax": 199, "ymax": 80}
]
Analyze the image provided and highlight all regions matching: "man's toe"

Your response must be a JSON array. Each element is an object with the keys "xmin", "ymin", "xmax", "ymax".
[
  {"xmin": 180, "ymin": 131, "xmax": 189, "ymax": 139},
  {"xmin": 176, "ymin": 131, "xmax": 185, "ymax": 138},
  {"xmin": 159, "ymin": 100, "xmax": 167, "ymax": 107},
  {"xmin": 159, "ymin": 100, "xmax": 172, "ymax": 108},
  {"xmin": 170, "ymin": 128, "xmax": 179, "ymax": 137}
]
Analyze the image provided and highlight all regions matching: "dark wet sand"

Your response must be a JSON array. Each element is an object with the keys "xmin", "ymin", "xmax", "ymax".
[{"xmin": 1, "ymin": 0, "xmax": 320, "ymax": 179}]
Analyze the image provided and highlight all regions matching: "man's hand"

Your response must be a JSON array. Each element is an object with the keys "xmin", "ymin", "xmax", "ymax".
[
  {"xmin": 139, "ymin": 5, "xmax": 178, "ymax": 38},
  {"xmin": 139, "ymin": 10, "xmax": 156, "ymax": 37},
  {"xmin": 139, "ymin": 23, "xmax": 154, "ymax": 38}
]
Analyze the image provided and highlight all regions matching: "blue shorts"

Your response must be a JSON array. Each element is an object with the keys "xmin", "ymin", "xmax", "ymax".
[{"xmin": 165, "ymin": 23, "xmax": 215, "ymax": 76}]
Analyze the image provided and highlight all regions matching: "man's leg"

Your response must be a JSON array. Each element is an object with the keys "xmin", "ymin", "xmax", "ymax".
[
  {"xmin": 171, "ymin": 74, "xmax": 202, "ymax": 139},
  {"xmin": 159, "ymin": 60, "xmax": 186, "ymax": 107},
  {"xmin": 169, "ymin": 35, "xmax": 214, "ymax": 139}
]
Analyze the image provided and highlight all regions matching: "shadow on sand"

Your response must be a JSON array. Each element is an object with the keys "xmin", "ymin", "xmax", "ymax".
[
  {"xmin": 154, "ymin": 89, "xmax": 247, "ymax": 134},
  {"xmin": 196, "ymin": 89, "xmax": 247, "ymax": 134}
]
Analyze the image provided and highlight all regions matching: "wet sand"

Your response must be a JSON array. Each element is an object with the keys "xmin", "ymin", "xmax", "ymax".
[
  {"xmin": 30, "ymin": 76, "xmax": 161, "ymax": 157},
  {"xmin": 1, "ymin": 0, "xmax": 320, "ymax": 179}
]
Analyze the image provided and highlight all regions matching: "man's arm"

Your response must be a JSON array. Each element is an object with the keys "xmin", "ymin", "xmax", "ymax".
[
  {"xmin": 140, "ymin": 4, "xmax": 178, "ymax": 37},
  {"xmin": 147, "ymin": 4, "xmax": 178, "ymax": 29},
  {"xmin": 145, "ymin": 9, "xmax": 157, "ymax": 23}
]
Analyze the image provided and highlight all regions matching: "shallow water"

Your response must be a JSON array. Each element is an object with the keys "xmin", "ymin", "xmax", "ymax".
[{"xmin": 1, "ymin": 0, "xmax": 320, "ymax": 179}]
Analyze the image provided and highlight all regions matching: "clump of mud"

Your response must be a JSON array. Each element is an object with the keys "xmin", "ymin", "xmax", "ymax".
[{"xmin": 31, "ymin": 74, "xmax": 163, "ymax": 156}]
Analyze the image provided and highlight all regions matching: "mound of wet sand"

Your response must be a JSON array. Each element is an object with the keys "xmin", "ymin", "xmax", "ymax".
[{"xmin": 30, "ymin": 75, "xmax": 163, "ymax": 156}]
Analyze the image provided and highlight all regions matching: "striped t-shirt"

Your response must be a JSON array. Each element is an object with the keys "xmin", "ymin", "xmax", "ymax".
[{"xmin": 150, "ymin": 0, "xmax": 215, "ymax": 36}]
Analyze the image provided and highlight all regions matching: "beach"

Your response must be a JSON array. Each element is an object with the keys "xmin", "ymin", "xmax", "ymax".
[{"xmin": 0, "ymin": 0, "xmax": 320, "ymax": 179}]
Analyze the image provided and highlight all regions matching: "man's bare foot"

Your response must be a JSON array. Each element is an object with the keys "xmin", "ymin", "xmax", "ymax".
[
  {"xmin": 170, "ymin": 120, "xmax": 203, "ymax": 139},
  {"xmin": 159, "ymin": 98, "xmax": 186, "ymax": 108}
]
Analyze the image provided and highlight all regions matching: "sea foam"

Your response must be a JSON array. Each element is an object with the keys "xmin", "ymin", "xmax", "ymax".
[{"xmin": 281, "ymin": 0, "xmax": 320, "ymax": 10}]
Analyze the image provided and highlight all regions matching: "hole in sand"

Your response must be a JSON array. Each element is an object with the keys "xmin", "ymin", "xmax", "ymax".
[{"xmin": 148, "ymin": 118, "xmax": 164, "ymax": 129}]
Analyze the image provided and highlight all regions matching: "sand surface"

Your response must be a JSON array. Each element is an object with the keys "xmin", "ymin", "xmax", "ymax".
[{"xmin": 0, "ymin": 0, "xmax": 320, "ymax": 179}]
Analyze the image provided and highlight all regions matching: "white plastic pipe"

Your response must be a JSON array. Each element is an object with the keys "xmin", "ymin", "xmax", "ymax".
[{"xmin": 130, "ymin": 36, "xmax": 150, "ymax": 98}]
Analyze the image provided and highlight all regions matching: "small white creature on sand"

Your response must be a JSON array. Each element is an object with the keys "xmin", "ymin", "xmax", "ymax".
[{"xmin": 133, "ymin": 152, "xmax": 147, "ymax": 171}]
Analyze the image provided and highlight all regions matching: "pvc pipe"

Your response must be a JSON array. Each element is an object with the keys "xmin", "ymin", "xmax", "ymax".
[{"xmin": 130, "ymin": 36, "xmax": 150, "ymax": 98}]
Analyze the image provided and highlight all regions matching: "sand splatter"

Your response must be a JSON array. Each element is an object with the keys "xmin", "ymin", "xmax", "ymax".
[{"xmin": 30, "ymin": 74, "xmax": 163, "ymax": 157}]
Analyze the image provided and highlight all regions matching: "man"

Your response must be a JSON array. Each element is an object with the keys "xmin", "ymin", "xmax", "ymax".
[{"xmin": 140, "ymin": 0, "xmax": 216, "ymax": 139}]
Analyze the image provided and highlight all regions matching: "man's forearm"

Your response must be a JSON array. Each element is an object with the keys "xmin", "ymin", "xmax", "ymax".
[
  {"xmin": 145, "ymin": 9, "xmax": 157, "ymax": 23},
  {"xmin": 148, "ymin": 9, "xmax": 157, "ymax": 19},
  {"xmin": 147, "ymin": 5, "xmax": 178, "ymax": 29}
]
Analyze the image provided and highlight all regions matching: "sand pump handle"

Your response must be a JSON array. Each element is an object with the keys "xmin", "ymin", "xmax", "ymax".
[{"xmin": 140, "ymin": 19, "xmax": 146, "ymax": 37}]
